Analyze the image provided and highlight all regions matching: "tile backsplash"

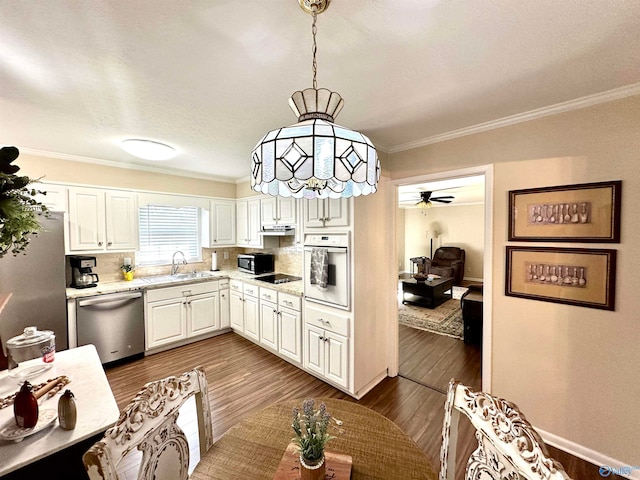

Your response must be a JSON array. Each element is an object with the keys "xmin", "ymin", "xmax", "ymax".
[{"xmin": 66, "ymin": 239, "xmax": 303, "ymax": 285}]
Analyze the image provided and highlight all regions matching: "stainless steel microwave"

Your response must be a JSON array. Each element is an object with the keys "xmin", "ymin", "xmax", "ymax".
[{"xmin": 237, "ymin": 253, "xmax": 275, "ymax": 275}]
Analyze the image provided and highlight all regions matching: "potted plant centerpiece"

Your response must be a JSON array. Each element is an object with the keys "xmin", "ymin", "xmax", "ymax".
[
  {"xmin": 292, "ymin": 399, "xmax": 334, "ymax": 480},
  {"xmin": 0, "ymin": 146, "xmax": 48, "ymax": 256}
]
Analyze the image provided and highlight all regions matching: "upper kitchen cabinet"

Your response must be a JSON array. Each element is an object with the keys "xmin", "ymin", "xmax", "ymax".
[
  {"xmin": 303, "ymin": 198, "xmax": 349, "ymax": 228},
  {"xmin": 68, "ymin": 187, "xmax": 138, "ymax": 252},
  {"xmin": 236, "ymin": 198, "xmax": 262, "ymax": 248},
  {"xmin": 33, "ymin": 183, "xmax": 68, "ymax": 212},
  {"xmin": 261, "ymin": 197, "xmax": 297, "ymax": 228},
  {"xmin": 208, "ymin": 199, "xmax": 236, "ymax": 247}
]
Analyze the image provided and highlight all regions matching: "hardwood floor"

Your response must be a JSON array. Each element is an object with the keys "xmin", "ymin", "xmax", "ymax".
[
  {"xmin": 105, "ymin": 332, "xmax": 617, "ymax": 480},
  {"xmin": 398, "ymin": 323, "xmax": 481, "ymax": 392}
]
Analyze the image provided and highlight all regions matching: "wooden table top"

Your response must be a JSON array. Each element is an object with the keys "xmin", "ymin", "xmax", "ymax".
[{"xmin": 192, "ymin": 397, "xmax": 438, "ymax": 480}]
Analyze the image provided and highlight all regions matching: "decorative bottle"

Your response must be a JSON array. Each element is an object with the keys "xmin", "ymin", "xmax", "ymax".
[
  {"xmin": 58, "ymin": 389, "xmax": 77, "ymax": 430},
  {"xmin": 14, "ymin": 381, "xmax": 39, "ymax": 428}
]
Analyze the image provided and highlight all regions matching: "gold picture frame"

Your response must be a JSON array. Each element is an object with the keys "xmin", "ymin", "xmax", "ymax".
[
  {"xmin": 508, "ymin": 181, "xmax": 621, "ymax": 242},
  {"xmin": 505, "ymin": 246, "xmax": 616, "ymax": 310}
]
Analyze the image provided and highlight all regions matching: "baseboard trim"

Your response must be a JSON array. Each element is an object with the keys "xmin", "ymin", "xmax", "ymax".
[
  {"xmin": 538, "ymin": 429, "xmax": 640, "ymax": 480},
  {"xmin": 463, "ymin": 276, "xmax": 483, "ymax": 283}
]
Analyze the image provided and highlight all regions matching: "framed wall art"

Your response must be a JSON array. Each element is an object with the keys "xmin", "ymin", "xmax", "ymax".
[
  {"xmin": 508, "ymin": 180, "xmax": 621, "ymax": 242},
  {"xmin": 505, "ymin": 246, "xmax": 616, "ymax": 310}
]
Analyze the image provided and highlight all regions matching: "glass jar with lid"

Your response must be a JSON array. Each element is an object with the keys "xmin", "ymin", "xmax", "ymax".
[{"xmin": 6, "ymin": 326, "xmax": 55, "ymax": 380}]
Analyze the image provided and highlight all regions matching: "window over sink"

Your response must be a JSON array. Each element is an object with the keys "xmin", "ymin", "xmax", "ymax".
[{"xmin": 137, "ymin": 204, "xmax": 202, "ymax": 265}]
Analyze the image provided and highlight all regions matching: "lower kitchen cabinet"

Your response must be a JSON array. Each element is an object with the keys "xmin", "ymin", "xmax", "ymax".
[
  {"xmin": 244, "ymin": 294, "xmax": 260, "ymax": 341},
  {"xmin": 259, "ymin": 300, "xmax": 278, "ymax": 351},
  {"xmin": 145, "ymin": 280, "xmax": 223, "ymax": 351},
  {"xmin": 219, "ymin": 285, "xmax": 230, "ymax": 329},
  {"xmin": 279, "ymin": 306, "xmax": 302, "ymax": 364},
  {"xmin": 304, "ymin": 324, "xmax": 349, "ymax": 389}
]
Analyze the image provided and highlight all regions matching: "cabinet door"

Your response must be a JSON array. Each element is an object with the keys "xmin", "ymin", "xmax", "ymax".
[
  {"xmin": 244, "ymin": 294, "xmax": 260, "ymax": 341},
  {"xmin": 34, "ymin": 183, "xmax": 68, "ymax": 212},
  {"xmin": 230, "ymin": 290, "xmax": 244, "ymax": 332},
  {"xmin": 68, "ymin": 187, "xmax": 105, "ymax": 251},
  {"xmin": 219, "ymin": 288, "xmax": 230, "ymax": 329},
  {"xmin": 188, "ymin": 292, "xmax": 218, "ymax": 336},
  {"xmin": 304, "ymin": 324, "xmax": 325, "ymax": 376},
  {"xmin": 247, "ymin": 199, "xmax": 262, "ymax": 247},
  {"xmin": 279, "ymin": 307, "xmax": 302, "ymax": 364},
  {"xmin": 146, "ymin": 298, "xmax": 187, "ymax": 349},
  {"xmin": 325, "ymin": 198, "xmax": 349, "ymax": 227},
  {"xmin": 325, "ymin": 330, "xmax": 349, "ymax": 388},
  {"xmin": 236, "ymin": 200, "xmax": 249, "ymax": 246},
  {"xmin": 303, "ymin": 199, "xmax": 324, "ymax": 228},
  {"xmin": 260, "ymin": 197, "xmax": 277, "ymax": 228},
  {"xmin": 211, "ymin": 200, "xmax": 236, "ymax": 246},
  {"xmin": 105, "ymin": 190, "xmax": 138, "ymax": 250},
  {"xmin": 277, "ymin": 198, "xmax": 297, "ymax": 225},
  {"xmin": 259, "ymin": 300, "xmax": 278, "ymax": 351}
]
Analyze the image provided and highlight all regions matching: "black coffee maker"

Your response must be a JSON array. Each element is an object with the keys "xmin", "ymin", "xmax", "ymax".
[{"xmin": 70, "ymin": 256, "xmax": 99, "ymax": 288}]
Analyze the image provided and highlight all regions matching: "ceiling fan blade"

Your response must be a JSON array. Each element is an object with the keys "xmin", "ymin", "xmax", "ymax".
[
  {"xmin": 432, "ymin": 195, "xmax": 454, "ymax": 200},
  {"xmin": 431, "ymin": 198, "xmax": 452, "ymax": 203}
]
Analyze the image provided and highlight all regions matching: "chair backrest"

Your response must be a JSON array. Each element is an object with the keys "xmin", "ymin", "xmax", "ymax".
[
  {"xmin": 83, "ymin": 366, "xmax": 213, "ymax": 480},
  {"xmin": 432, "ymin": 247, "xmax": 465, "ymax": 266},
  {"xmin": 440, "ymin": 380, "xmax": 572, "ymax": 480}
]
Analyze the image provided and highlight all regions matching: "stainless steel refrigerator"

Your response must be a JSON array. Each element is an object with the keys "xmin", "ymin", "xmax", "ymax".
[{"xmin": 0, "ymin": 212, "xmax": 68, "ymax": 357}]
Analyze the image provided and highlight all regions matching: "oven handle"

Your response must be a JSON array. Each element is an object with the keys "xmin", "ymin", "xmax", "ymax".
[{"xmin": 303, "ymin": 247, "xmax": 347, "ymax": 253}]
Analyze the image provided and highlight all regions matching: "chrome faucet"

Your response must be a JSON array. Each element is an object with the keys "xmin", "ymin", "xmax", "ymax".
[{"xmin": 171, "ymin": 251, "xmax": 188, "ymax": 275}]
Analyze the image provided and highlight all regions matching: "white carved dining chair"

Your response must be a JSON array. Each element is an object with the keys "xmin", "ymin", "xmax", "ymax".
[
  {"xmin": 440, "ymin": 379, "xmax": 572, "ymax": 480},
  {"xmin": 83, "ymin": 366, "xmax": 213, "ymax": 480}
]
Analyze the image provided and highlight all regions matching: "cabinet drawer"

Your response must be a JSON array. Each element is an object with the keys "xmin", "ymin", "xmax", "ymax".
[
  {"xmin": 243, "ymin": 282, "xmax": 259, "ymax": 297},
  {"xmin": 259, "ymin": 287, "xmax": 278, "ymax": 303},
  {"xmin": 304, "ymin": 303, "xmax": 349, "ymax": 337},
  {"xmin": 230, "ymin": 279, "xmax": 243, "ymax": 292},
  {"xmin": 279, "ymin": 292, "xmax": 301, "ymax": 312},
  {"xmin": 146, "ymin": 281, "xmax": 218, "ymax": 302},
  {"xmin": 218, "ymin": 278, "xmax": 229, "ymax": 288}
]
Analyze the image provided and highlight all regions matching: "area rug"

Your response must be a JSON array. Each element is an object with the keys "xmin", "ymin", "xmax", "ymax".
[{"xmin": 398, "ymin": 286, "xmax": 467, "ymax": 339}]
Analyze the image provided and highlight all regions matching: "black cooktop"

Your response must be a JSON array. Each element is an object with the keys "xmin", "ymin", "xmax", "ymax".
[{"xmin": 256, "ymin": 273, "xmax": 302, "ymax": 284}]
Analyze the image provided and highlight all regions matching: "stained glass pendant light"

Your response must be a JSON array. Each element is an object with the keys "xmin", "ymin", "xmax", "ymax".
[{"xmin": 251, "ymin": 0, "xmax": 380, "ymax": 199}]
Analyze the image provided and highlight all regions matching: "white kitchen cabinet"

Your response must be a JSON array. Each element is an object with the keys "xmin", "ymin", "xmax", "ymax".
[
  {"xmin": 279, "ymin": 306, "xmax": 302, "ymax": 364},
  {"xmin": 230, "ymin": 289, "xmax": 244, "ymax": 332},
  {"xmin": 236, "ymin": 198, "xmax": 263, "ymax": 248},
  {"xmin": 261, "ymin": 197, "xmax": 297, "ymax": 227},
  {"xmin": 303, "ymin": 198, "xmax": 349, "ymax": 228},
  {"xmin": 304, "ymin": 324, "xmax": 348, "ymax": 388},
  {"xmin": 259, "ymin": 299, "xmax": 278, "ymax": 351},
  {"xmin": 145, "ymin": 281, "xmax": 220, "ymax": 350},
  {"xmin": 303, "ymin": 301, "xmax": 349, "ymax": 388},
  {"xmin": 33, "ymin": 183, "xmax": 68, "ymax": 212},
  {"xmin": 146, "ymin": 297, "xmax": 188, "ymax": 349},
  {"xmin": 219, "ymin": 280, "xmax": 230, "ymax": 329},
  {"xmin": 68, "ymin": 187, "xmax": 138, "ymax": 252},
  {"xmin": 243, "ymin": 284, "xmax": 260, "ymax": 342},
  {"xmin": 209, "ymin": 199, "xmax": 236, "ymax": 246},
  {"xmin": 187, "ymin": 291, "xmax": 219, "ymax": 336}
]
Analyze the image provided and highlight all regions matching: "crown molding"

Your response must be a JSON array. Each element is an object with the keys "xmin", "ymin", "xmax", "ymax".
[
  {"xmin": 19, "ymin": 148, "xmax": 236, "ymax": 184},
  {"xmin": 389, "ymin": 82, "xmax": 640, "ymax": 154}
]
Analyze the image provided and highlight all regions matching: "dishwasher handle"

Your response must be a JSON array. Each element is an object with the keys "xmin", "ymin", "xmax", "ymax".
[{"xmin": 78, "ymin": 291, "xmax": 143, "ymax": 307}]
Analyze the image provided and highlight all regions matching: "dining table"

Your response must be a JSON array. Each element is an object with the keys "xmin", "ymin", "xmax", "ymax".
[
  {"xmin": 191, "ymin": 397, "xmax": 438, "ymax": 480},
  {"xmin": 0, "ymin": 344, "xmax": 120, "ymax": 478}
]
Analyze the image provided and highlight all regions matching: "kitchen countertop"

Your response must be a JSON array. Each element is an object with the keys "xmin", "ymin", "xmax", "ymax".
[{"xmin": 65, "ymin": 269, "xmax": 303, "ymax": 299}]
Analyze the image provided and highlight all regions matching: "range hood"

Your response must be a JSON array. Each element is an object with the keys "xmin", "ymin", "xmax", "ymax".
[{"xmin": 259, "ymin": 226, "xmax": 295, "ymax": 236}]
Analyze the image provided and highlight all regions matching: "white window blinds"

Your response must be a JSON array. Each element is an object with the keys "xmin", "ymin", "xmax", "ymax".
[{"xmin": 137, "ymin": 204, "xmax": 201, "ymax": 265}]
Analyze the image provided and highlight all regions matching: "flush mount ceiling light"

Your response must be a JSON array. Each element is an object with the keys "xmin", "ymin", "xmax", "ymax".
[
  {"xmin": 120, "ymin": 139, "xmax": 176, "ymax": 161},
  {"xmin": 251, "ymin": 0, "xmax": 380, "ymax": 199}
]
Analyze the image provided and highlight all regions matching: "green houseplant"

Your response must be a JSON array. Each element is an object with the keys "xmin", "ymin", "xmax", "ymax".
[
  {"xmin": 0, "ymin": 146, "xmax": 48, "ymax": 256},
  {"xmin": 291, "ymin": 399, "xmax": 334, "ymax": 479}
]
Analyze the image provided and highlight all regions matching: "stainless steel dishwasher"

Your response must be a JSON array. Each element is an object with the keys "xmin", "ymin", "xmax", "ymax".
[{"xmin": 76, "ymin": 291, "xmax": 145, "ymax": 364}]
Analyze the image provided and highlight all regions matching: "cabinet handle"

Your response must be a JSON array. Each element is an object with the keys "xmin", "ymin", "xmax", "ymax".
[
  {"xmin": 324, "ymin": 337, "xmax": 328, "ymax": 342},
  {"xmin": 273, "ymin": 309, "xmax": 277, "ymax": 314},
  {"xmin": 319, "ymin": 336, "xmax": 324, "ymax": 341},
  {"xmin": 98, "ymin": 241, "xmax": 103, "ymax": 246},
  {"xmin": 221, "ymin": 294, "xmax": 226, "ymax": 299},
  {"xmin": 107, "ymin": 241, "xmax": 112, "ymax": 246}
]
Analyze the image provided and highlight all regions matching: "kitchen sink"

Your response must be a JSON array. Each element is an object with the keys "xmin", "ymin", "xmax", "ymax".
[{"xmin": 140, "ymin": 271, "xmax": 217, "ymax": 284}]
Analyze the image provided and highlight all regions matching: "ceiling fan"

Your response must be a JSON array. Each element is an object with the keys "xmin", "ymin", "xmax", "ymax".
[{"xmin": 416, "ymin": 191, "xmax": 455, "ymax": 207}]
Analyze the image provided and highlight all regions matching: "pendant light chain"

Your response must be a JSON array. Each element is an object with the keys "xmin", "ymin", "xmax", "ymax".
[{"xmin": 311, "ymin": 11, "xmax": 318, "ymax": 90}]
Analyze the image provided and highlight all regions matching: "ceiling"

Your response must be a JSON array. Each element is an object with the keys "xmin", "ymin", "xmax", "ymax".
[
  {"xmin": 398, "ymin": 175, "xmax": 485, "ymax": 208},
  {"xmin": 2, "ymin": 1, "xmax": 639, "ymax": 182}
]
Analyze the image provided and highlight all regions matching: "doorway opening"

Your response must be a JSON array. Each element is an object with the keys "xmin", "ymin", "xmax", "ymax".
[{"xmin": 392, "ymin": 167, "xmax": 492, "ymax": 393}]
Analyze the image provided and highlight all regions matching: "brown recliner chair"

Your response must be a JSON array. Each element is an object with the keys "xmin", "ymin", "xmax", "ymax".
[{"xmin": 425, "ymin": 247, "xmax": 466, "ymax": 285}]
